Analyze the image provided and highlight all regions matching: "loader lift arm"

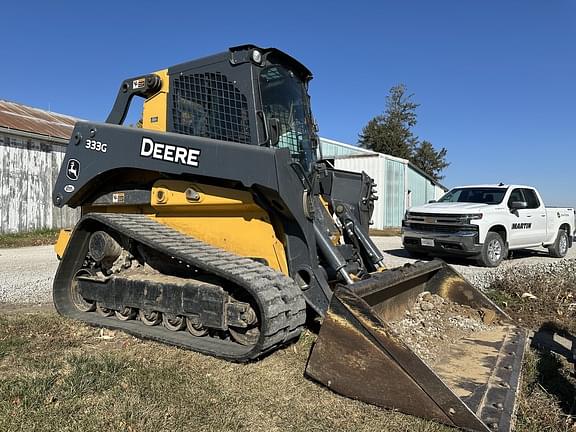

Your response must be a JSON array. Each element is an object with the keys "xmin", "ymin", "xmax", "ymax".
[{"xmin": 106, "ymin": 74, "xmax": 162, "ymax": 125}]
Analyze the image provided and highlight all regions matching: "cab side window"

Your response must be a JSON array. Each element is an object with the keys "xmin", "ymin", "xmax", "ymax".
[
  {"xmin": 521, "ymin": 188, "xmax": 540, "ymax": 209},
  {"xmin": 507, "ymin": 189, "xmax": 524, "ymax": 207}
]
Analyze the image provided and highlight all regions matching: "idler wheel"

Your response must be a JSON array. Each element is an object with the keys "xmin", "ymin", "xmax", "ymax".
[
  {"xmin": 186, "ymin": 317, "xmax": 208, "ymax": 337},
  {"xmin": 69, "ymin": 269, "xmax": 96, "ymax": 312},
  {"xmin": 229, "ymin": 326, "xmax": 260, "ymax": 346},
  {"xmin": 96, "ymin": 302, "xmax": 114, "ymax": 317},
  {"xmin": 162, "ymin": 314, "xmax": 185, "ymax": 331},
  {"xmin": 115, "ymin": 307, "xmax": 137, "ymax": 321},
  {"xmin": 229, "ymin": 306, "xmax": 259, "ymax": 346},
  {"xmin": 139, "ymin": 310, "xmax": 162, "ymax": 326}
]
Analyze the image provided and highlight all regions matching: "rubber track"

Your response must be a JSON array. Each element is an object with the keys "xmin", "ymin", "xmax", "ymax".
[{"xmin": 54, "ymin": 213, "xmax": 307, "ymax": 361}]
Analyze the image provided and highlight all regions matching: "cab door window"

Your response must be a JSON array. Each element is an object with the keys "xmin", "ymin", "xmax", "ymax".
[
  {"xmin": 507, "ymin": 189, "xmax": 525, "ymax": 207},
  {"xmin": 521, "ymin": 189, "xmax": 540, "ymax": 209}
]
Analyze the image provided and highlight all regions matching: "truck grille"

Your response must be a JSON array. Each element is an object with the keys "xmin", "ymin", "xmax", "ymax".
[
  {"xmin": 407, "ymin": 223, "xmax": 471, "ymax": 234},
  {"xmin": 407, "ymin": 213, "xmax": 469, "ymax": 224}
]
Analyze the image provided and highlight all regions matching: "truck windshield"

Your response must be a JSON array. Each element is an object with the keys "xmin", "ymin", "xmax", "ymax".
[
  {"xmin": 438, "ymin": 188, "xmax": 507, "ymax": 204},
  {"xmin": 259, "ymin": 65, "xmax": 316, "ymax": 170}
]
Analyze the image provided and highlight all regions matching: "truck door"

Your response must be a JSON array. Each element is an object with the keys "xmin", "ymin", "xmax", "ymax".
[
  {"xmin": 522, "ymin": 188, "xmax": 547, "ymax": 244},
  {"xmin": 507, "ymin": 188, "xmax": 545, "ymax": 247}
]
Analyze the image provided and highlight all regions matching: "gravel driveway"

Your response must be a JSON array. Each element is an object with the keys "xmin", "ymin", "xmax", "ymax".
[
  {"xmin": 0, "ymin": 245, "xmax": 58, "ymax": 304},
  {"xmin": 373, "ymin": 235, "xmax": 576, "ymax": 289},
  {"xmin": 1, "ymin": 237, "xmax": 574, "ymax": 304}
]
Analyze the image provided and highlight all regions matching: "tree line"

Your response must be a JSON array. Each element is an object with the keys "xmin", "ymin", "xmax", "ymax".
[{"xmin": 358, "ymin": 84, "xmax": 449, "ymax": 181}]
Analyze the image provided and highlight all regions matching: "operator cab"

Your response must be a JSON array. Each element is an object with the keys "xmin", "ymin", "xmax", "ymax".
[{"xmin": 106, "ymin": 45, "xmax": 319, "ymax": 172}]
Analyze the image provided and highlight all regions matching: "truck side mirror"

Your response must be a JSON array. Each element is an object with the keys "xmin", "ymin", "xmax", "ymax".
[{"xmin": 510, "ymin": 201, "xmax": 528, "ymax": 210}]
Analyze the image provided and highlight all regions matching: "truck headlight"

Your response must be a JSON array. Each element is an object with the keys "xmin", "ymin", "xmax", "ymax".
[{"xmin": 467, "ymin": 214, "xmax": 483, "ymax": 221}]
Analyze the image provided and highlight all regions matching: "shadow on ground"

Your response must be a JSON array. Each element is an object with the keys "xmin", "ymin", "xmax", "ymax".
[
  {"xmin": 385, "ymin": 247, "xmax": 556, "ymax": 268},
  {"xmin": 384, "ymin": 248, "xmax": 474, "ymax": 266}
]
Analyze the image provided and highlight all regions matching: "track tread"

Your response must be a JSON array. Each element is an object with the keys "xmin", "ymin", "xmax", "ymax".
[{"xmin": 54, "ymin": 213, "xmax": 307, "ymax": 361}]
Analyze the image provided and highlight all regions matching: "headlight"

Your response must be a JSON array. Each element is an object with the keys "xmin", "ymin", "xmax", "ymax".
[
  {"xmin": 252, "ymin": 50, "xmax": 262, "ymax": 64},
  {"xmin": 455, "ymin": 214, "xmax": 483, "ymax": 224},
  {"xmin": 467, "ymin": 214, "xmax": 483, "ymax": 221}
]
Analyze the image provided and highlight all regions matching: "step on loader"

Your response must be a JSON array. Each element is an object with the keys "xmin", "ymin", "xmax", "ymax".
[{"xmin": 52, "ymin": 45, "xmax": 526, "ymax": 431}]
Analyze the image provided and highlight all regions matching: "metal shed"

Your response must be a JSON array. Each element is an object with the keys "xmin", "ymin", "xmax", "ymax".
[{"xmin": 319, "ymin": 138, "xmax": 447, "ymax": 229}]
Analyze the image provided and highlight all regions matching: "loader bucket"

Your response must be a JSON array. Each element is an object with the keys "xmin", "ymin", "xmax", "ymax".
[{"xmin": 305, "ymin": 260, "xmax": 526, "ymax": 432}]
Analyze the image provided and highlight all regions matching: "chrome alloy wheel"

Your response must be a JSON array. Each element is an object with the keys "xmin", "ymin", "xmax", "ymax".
[
  {"xmin": 559, "ymin": 233, "xmax": 568, "ymax": 255},
  {"xmin": 487, "ymin": 239, "xmax": 502, "ymax": 263}
]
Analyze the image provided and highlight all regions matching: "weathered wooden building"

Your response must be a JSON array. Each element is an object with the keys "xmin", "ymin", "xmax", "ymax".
[{"xmin": 0, "ymin": 100, "xmax": 79, "ymax": 233}]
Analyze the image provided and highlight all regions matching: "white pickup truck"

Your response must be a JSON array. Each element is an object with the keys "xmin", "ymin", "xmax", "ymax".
[{"xmin": 402, "ymin": 184, "xmax": 575, "ymax": 267}]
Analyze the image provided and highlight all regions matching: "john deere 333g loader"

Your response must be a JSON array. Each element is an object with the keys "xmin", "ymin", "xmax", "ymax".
[{"xmin": 53, "ymin": 45, "xmax": 526, "ymax": 431}]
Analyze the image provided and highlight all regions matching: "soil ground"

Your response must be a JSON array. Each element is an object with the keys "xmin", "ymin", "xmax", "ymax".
[
  {"xmin": 0, "ymin": 309, "xmax": 450, "ymax": 432},
  {"xmin": 2, "ymin": 239, "xmax": 576, "ymax": 430}
]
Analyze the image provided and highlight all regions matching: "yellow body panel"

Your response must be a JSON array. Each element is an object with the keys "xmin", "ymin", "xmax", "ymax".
[
  {"xmin": 77, "ymin": 180, "xmax": 290, "ymax": 274},
  {"xmin": 142, "ymin": 69, "xmax": 169, "ymax": 131},
  {"xmin": 149, "ymin": 180, "xmax": 289, "ymax": 274},
  {"xmin": 54, "ymin": 229, "xmax": 72, "ymax": 259}
]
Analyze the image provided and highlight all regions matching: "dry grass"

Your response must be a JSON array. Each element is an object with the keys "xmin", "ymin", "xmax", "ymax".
[
  {"xmin": 0, "ymin": 309, "xmax": 449, "ymax": 432},
  {"xmin": 486, "ymin": 267, "xmax": 576, "ymax": 431},
  {"xmin": 515, "ymin": 349, "xmax": 576, "ymax": 432},
  {"xmin": 4, "ymin": 262, "xmax": 576, "ymax": 432},
  {"xmin": 486, "ymin": 263, "xmax": 576, "ymax": 335},
  {"xmin": 0, "ymin": 229, "xmax": 59, "ymax": 249}
]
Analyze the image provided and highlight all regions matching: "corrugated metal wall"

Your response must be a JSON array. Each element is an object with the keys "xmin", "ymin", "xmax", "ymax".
[
  {"xmin": 334, "ymin": 156, "xmax": 387, "ymax": 229},
  {"xmin": 435, "ymin": 184, "xmax": 447, "ymax": 200},
  {"xmin": 335, "ymin": 155, "xmax": 408, "ymax": 229},
  {"xmin": 0, "ymin": 132, "xmax": 79, "ymax": 233},
  {"xmin": 407, "ymin": 166, "xmax": 425, "ymax": 208},
  {"xmin": 426, "ymin": 182, "xmax": 436, "ymax": 202},
  {"xmin": 406, "ymin": 165, "xmax": 438, "ymax": 208},
  {"xmin": 383, "ymin": 158, "xmax": 405, "ymax": 227},
  {"xmin": 335, "ymin": 155, "xmax": 448, "ymax": 228},
  {"xmin": 320, "ymin": 140, "xmax": 353, "ymax": 158}
]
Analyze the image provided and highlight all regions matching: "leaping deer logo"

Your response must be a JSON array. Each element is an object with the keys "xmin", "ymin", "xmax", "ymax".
[{"xmin": 66, "ymin": 159, "xmax": 80, "ymax": 181}]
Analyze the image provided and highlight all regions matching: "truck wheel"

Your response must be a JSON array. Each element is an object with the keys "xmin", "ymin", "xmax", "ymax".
[
  {"xmin": 549, "ymin": 229, "xmax": 569, "ymax": 258},
  {"xmin": 477, "ymin": 232, "xmax": 506, "ymax": 267}
]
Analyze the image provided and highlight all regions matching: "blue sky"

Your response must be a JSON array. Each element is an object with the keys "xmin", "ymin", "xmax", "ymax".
[{"xmin": 1, "ymin": 1, "xmax": 574, "ymax": 205}]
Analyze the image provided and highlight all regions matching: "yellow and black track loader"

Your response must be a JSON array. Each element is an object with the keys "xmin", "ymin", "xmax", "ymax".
[{"xmin": 52, "ymin": 45, "xmax": 526, "ymax": 431}]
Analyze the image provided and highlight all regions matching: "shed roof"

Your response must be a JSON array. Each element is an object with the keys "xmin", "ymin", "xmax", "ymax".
[
  {"xmin": 319, "ymin": 137, "xmax": 378, "ymax": 156},
  {"xmin": 0, "ymin": 99, "xmax": 79, "ymax": 141}
]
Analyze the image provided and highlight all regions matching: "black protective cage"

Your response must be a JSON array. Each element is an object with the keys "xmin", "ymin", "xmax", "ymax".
[{"xmin": 166, "ymin": 45, "xmax": 316, "ymax": 155}]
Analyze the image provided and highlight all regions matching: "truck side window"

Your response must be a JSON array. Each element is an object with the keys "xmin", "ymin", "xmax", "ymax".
[
  {"xmin": 521, "ymin": 189, "xmax": 540, "ymax": 209},
  {"xmin": 507, "ymin": 189, "xmax": 524, "ymax": 207}
]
